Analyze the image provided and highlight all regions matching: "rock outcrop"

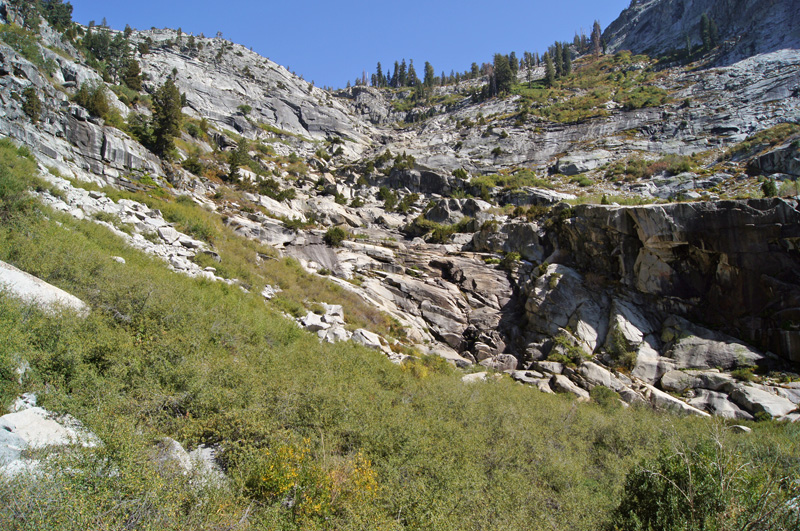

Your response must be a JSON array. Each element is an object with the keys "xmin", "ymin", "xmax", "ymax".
[{"xmin": 553, "ymin": 199, "xmax": 800, "ymax": 363}]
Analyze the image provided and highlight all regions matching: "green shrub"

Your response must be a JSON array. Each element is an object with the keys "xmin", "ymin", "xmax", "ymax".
[
  {"xmin": 762, "ymin": 179, "xmax": 777, "ymax": 198},
  {"xmin": 452, "ymin": 168, "xmax": 468, "ymax": 180},
  {"xmin": 323, "ymin": 226, "xmax": 347, "ymax": 247},
  {"xmin": 724, "ymin": 123, "xmax": 800, "ymax": 160},
  {"xmin": 378, "ymin": 186, "xmax": 397, "ymax": 211},
  {"xmin": 569, "ymin": 174, "xmax": 593, "ymax": 187},
  {"xmin": 22, "ymin": 87, "xmax": 41, "ymax": 123},
  {"xmin": 500, "ymin": 251, "xmax": 521, "ymax": 271},
  {"xmin": 610, "ymin": 433, "xmax": 799, "ymax": 531},
  {"xmin": 590, "ymin": 386, "xmax": 622, "ymax": 409}
]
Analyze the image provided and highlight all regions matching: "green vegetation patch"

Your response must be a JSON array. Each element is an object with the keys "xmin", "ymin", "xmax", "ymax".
[
  {"xmin": 724, "ymin": 123, "xmax": 800, "ymax": 160},
  {"xmin": 512, "ymin": 52, "xmax": 671, "ymax": 124}
]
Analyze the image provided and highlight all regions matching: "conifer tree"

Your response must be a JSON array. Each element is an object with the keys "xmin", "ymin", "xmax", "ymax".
[
  {"xmin": 562, "ymin": 44, "xmax": 572, "ymax": 76},
  {"xmin": 407, "ymin": 60, "xmax": 418, "ymax": 86},
  {"xmin": 40, "ymin": 0, "xmax": 73, "ymax": 31},
  {"xmin": 123, "ymin": 59, "xmax": 142, "ymax": 91},
  {"xmin": 376, "ymin": 62, "xmax": 384, "ymax": 87},
  {"xmin": 591, "ymin": 20, "xmax": 602, "ymax": 56},
  {"xmin": 490, "ymin": 53, "xmax": 513, "ymax": 96},
  {"xmin": 509, "ymin": 51, "xmax": 519, "ymax": 75},
  {"xmin": 701, "ymin": 14, "xmax": 711, "ymax": 51},
  {"xmin": 398, "ymin": 59, "xmax": 407, "ymax": 87},
  {"xmin": 554, "ymin": 42, "xmax": 563, "ymax": 77},
  {"xmin": 544, "ymin": 52, "xmax": 556, "ymax": 87},
  {"xmin": 423, "ymin": 61, "xmax": 435, "ymax": 89},
  {"xmin": 152, "ymin": 78, "xmax": 182, "ymax": 157}
]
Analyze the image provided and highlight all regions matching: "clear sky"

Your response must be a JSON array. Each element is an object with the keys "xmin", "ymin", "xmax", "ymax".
[{"xmin": 70, "ymin": 0, "xmax": 631, "ymax": 88}]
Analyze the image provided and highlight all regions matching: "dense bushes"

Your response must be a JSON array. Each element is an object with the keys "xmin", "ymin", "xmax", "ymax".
[
  {"xmin": 605, "ymin": 154, "xmax": 695, "ymax": 181},
  {"xmin": 610, "ymin": 430, "xmax": 800, "ymax": 530}
]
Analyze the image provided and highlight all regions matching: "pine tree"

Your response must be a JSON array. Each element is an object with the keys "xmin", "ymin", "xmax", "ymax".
[
  {"xmin": 554, "ymin": 42, "xmax": 563, "ymax": 78},
  {"xmin": 407, "ymin": 60, "xmax": 418, "ymax": 86},
  {"xmin": 700, "ymin": 13, "xmax": 720, "ymax": 52},
  {"xmin": 376, "ymin": 62, "xmax": 384, "ymax": 87},
  {"xmin": 152, "ymin": 78, "xmax": 182, "ymax": 157},
  {"xmin": 493, "ymin": 53, "xmax": 513, "ymax": 95},
  {"xmin": 423, "ymin": 61, "xmax": 435, "ymax": 89},
  {"xmin": 591, "ymin": 20, "xmax": 602, "ymax": 56},
  {"xmin": 398, "ymin": 59, "xmax": 407, "ymax": 87},
  {"xmin": 509, "ymin": 51, "xmax": 519, "ymax": 74},
  {"xmin": 544, "ymin": 52, "xmax": 556, "ymax": 87},
  {"xmin": 701, "ymin": 14, "xmax": 711, "ymax": 52},
  {"xmin": 122, "ymin": 59, "xmax": 142, "ymax": 91},
  {"xmin": 562, "ymin": 44, "xmax": 572, "ymax": 76}
]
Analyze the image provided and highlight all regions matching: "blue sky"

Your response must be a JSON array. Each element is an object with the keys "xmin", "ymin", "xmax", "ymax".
[{"xmin": 70, "ymin": 0, "xmax": 631, "ymax": 88}]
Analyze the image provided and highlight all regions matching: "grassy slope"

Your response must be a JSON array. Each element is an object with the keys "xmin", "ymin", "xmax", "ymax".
[{"xmin": 0, "ymin": 143, "xmax": 798, "ymax": 529}]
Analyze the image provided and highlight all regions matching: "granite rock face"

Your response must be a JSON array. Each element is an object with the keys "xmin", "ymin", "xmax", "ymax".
[
  {"xmin": 603, "ymin": 0, "xmax": 800, "ymax": 66},
  {"xmin": 554, "ymin": 199, "xmax": 800, "ymax": 363}
]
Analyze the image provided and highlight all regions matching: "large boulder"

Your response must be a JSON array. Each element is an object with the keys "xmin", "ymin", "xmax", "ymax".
[
  {"xmin": 728, "ymin": 385, "xmax": 797, "ymax": 418},
  {"xmin": 661, "ymin": 316, "xmax": 767, "ymax": 371},
  {"xmin": 556, "ymin": 150, "xmax": 613, "ymax": 176},
  {"xmin": 688, "ymin": 390, "xmax": 754, "ymax": 421},
  {"xmin": 0, "ymin": 260, "xmax": 89, "ymax": 317}
]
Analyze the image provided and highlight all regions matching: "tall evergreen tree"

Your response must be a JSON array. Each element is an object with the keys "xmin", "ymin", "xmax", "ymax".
[
  {"xmin": 554, "ymin": 42, "xmax": 563, "ymax": 78},
  {"xmin": 544, "ymin": 52, "xmax": 556, "ymax": 87},
  {"xmin": 710, "ymin": 17, "xmax": 719, "ymax": 48},
  {"xmin": 509, "ymin": 51, "xmax": 519, "ymax": 75},
  {"xmin": 701, "ymin": 13, "xmax": 719, "ymax": 51},
  {"xmin": 398, "ymin": 59, "xmax": 407, "ymax": 87},
  {"xmin": 701, "ymin": 14, "xmax": 711, "ymax": 51},
  {"xmin": 562, "ymin": 44, "xmax": 572, "ymax": 76},
  {"xmin": 376, "ymin": 62, "xmax": 384, "ymax": 87},
  {"xmin": 152, "ymin": 78, "xmax": 182, "ymax": 157},
  {"xmin": 122, "ymin": 59, "xmax": 142, "ymax": 91},
  {"xmin": 392, "ymin": 61, "xmax": 400, "ymax": 87},
  {"xmin": 423, "ymin": 61, "xmax": 435, "ymax": 89},
  {"xmin": 407, "ymin": 60, "xmax": 418, "ymax": 86},
  {"xmin": 591, "ymin": 20, "xmax": 602, "ymax": 56},
  {"xmin": 492, "ymin": 53, "xmax": 513, "ymax": 95}
]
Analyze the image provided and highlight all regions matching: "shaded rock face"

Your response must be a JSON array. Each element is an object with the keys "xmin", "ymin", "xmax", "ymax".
[
  {"xmin": 604, "ymin": 0, "xmax": 800, "ymax": 66},
  {"xmin": 555, "ymin": 199, "xmax": 800, "ymax": 362}
]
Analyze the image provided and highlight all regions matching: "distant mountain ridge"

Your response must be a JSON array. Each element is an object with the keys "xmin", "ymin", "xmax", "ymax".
[{"xmin": 603, "ymin": 0, "xmax": 800, "ymax": 64}]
